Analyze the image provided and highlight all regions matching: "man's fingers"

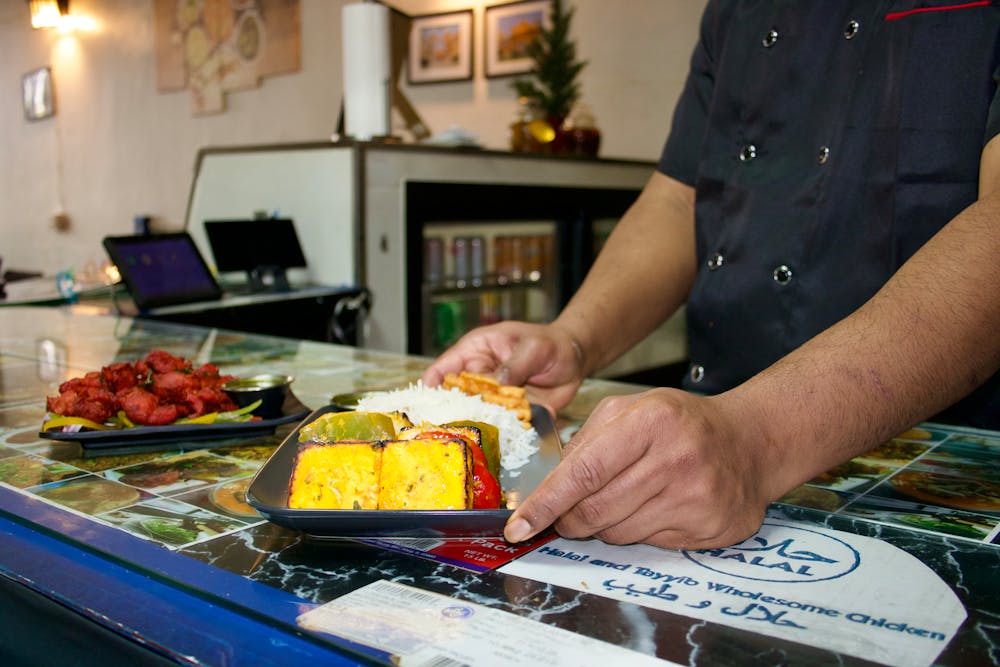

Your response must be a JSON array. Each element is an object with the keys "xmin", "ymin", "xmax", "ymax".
[
  {"xmin": 504, "ymin": 425, "xmax": 643, "ymax": 543},
  {"xmin": 503, "ymin": 516, "xmax": 534, "ymax": 543},
  {"xmin": 494, "ymin": 335, "xmax": 552, "ymax": 387},
  {"xmin": 587, "ymin": 492, "xmax": 693, "ymax": 546},
  {"xmin": 422, "ymin": 333, "xmax": 507, "ymax": 387},
  {"xmin": 504, "ymin": 465, "xmax": 591, "ymax": 543},
  {"xmin": 422, "ymin": 360, "xmax": 456, "ymax": 387},
  {"xmin": 622, "ymin": 511, "xmax": 764, "ymax": 552},
  {"xmin": 550, "ymin": 455, "xmax": 664, "ymax": 538}
]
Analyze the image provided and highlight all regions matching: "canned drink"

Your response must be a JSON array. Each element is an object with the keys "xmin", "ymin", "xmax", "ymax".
[
  {"xmin": 452, "ymin": 237, "xmax": 470, "ymax": 284},
  {"xmin": 424, "ymin": 237, "xmax": 444, "ymax": 284},
  {"xmin": 479, "ymin": 292, "xmax": 500, "ymax": 325},
  {"xmin": 494, "ymin": 236, "xmax": 511, "ymax": 282},
  {"xmin": 468, "ymin": 236, "xmax": 485, "ymax": 284},
  {"xmin": 526, "ymin": 286, "xmax": 549, "ymax": 322},
  {"xmin": 433, "ymin": 299, "xmax": 464, "ymax": 350},
  {"xmin": 500, "ymin": 289, "xmax": 526, "ymax": 321},
  {"xmin": 524, "ymin": 235, "xmax": 543, "ymax": 281},
  {"xmin": 508, "ymin": 235, "xmax": 525, "ymax": 281},
  {"xmin": 462, "ymin": 293, "xmax": 481, "ymax": 330}
]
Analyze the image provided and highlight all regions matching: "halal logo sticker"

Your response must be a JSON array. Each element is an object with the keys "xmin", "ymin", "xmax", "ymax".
[
  {"xmin": 441, "ymin": 606, "xmax": 474, "ymax": 619},
  {"xmin": 683, "ymin": 523, "xmax": 861, "ymax": 583}
]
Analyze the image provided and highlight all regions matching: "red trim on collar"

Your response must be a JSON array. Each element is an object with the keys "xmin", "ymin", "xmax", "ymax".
[{"xmin": 885, "ymin": 0, "xmax": 990, "ymax": 20}]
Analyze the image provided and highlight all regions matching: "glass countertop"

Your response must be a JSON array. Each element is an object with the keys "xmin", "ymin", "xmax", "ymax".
[{"xmin": 0, "ymin": 306, "xmax": 997, "ymax": 666}]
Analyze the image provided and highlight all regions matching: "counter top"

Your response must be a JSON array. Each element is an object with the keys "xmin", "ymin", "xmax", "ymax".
[{"xmin": 0, "ymin": 307, "xmax": 996, "ymax": 666}]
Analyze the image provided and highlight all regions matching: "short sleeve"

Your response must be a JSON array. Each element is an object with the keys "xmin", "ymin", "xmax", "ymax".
[
  {"xmin": 656, "ymin": 5, "xmax": 721, "ymax": 185},
  {"xmin": 987, "ymin": 62, "xmax": 1000, "ymax": 145}
]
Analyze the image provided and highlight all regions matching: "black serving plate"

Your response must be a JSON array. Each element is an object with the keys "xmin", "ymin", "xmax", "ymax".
[
  {"xmin": 246, "ymin": 403, "xmax": 563, "ymax": 538},
  {"xmin": 39, "ymin": 391, "xmax": 311, "ymax": 450}
]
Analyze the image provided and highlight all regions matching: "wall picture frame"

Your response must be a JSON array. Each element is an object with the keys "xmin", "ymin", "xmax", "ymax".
[
  {"xmin": 484, "ymin": 0, "xmax": 551, "ymax": 78},
  {"xmin": 407, "ymin": 9, "xmax": 474, "ymax": 85},
  {"xmin": 22, "ymin": 66, "xmax": 56, "ymax": 121}
]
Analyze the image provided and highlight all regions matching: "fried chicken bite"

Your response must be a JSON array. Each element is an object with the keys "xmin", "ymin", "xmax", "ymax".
[
  {"xmin": 142, "ymin": 349, "xmax": 191, "ymax": 374},
  {"xmin": 47, "ymin": 349, "xmax": 243, "ymax": 427},
  {"xmin": 117, "ymin": 386, "xmax": 184, "ymax": 426},
  {"xmin": 100, "ymin": 362, "xmax": 141, "ymax": 393},
  {"xmin": 150, "ymin": 370, "xmax": 201, "ymax": 404},
  {"xmin": 46, "ymin": 387, "xmax": 116, "ymax": 424}
]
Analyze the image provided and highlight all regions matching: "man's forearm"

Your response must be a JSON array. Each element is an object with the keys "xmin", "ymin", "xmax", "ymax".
[
  {"xmin": 726, "ymin": 191, "xmax": 1000, "ymax": 502},
  {"xmin": 554, "ymin": 171, "xmax": 698, "ymax": 376}
]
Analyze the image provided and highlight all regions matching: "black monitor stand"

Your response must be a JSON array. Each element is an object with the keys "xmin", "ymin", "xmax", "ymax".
[{"xmin": 248, "ymin": 265, "xmax": 291, "ymax": 292}]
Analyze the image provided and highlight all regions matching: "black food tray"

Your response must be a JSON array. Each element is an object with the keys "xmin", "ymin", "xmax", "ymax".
[
  {"xmin": 40, "ymin": 392, "xmax": 311, "ymax": 449},
  {"xmin": 247, "ymin": 403, "xmax": 562, "ymax": 538}
]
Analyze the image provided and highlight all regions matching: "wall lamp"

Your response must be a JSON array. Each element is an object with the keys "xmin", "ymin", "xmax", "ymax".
[{"xmin": 29, "ymin": 0, "xmax": 70, "ymax": 29}]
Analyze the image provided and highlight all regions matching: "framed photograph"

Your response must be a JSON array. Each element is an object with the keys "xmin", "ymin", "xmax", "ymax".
[
  {"xmin": 484, "ymin": 0, "xmax": 551, "ymax": 78},
  {"xmin": 22, "ymin": 66, "xmax": 56, "ymax": 121},
  {"xmin": 407, "ymin": 9, "xmax": 474, "ymax": 85}
]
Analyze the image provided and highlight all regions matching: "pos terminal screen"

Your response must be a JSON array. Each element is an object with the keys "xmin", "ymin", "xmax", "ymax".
[
  {"xmin": 203, "ymin": 218, "xmax": 307, "ymax": 274},
  {"xmin": 102, "ymin": 233, "xmax": 222, "ymax": 311}
]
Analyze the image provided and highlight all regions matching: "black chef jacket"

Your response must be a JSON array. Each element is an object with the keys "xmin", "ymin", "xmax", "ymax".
[{"xmin": 658, "ymin": 0, "xmax": 1000, "ymax": 428}]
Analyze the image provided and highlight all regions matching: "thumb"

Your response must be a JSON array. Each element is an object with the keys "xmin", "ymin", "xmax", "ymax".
[{"xmin": 494, "ymin": 336, "xmax": 552, "ymax": 386}]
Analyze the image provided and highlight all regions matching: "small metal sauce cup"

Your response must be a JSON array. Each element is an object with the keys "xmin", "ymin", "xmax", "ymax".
[{"xmin": 223, "ymin": 374, "xmax": 293, "ymax": 419}]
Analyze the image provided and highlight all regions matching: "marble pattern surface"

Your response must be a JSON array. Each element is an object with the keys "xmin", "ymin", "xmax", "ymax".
[{"xmin": 1, "ymin": 307, "xmax": 997, "ymax": 666}]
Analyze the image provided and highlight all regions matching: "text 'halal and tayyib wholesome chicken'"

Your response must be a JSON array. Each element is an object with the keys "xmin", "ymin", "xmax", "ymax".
[{"xmin": 288, "ymin": 373, "xmax": 538, "ymax": 511}]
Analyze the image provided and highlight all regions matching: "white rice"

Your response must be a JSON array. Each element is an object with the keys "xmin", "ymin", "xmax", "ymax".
[{"xmin": 355, "ymin": 381, "xmax": 539, "ymax": 471}]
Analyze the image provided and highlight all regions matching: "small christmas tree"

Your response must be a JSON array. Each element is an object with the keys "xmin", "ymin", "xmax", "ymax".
[{"xmin": 511, "ymin": 0, "xmax": 587, "ymax": 122}]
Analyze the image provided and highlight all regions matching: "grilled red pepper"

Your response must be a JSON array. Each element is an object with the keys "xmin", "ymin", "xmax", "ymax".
[{"xmin": 472, "ymin": 457, "xmax": 502, "ymax": 509}]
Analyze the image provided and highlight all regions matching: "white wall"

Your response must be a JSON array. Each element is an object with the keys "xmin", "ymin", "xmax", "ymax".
[{"xmin": 0, "ymin": 0, "xmax": 705, "ymax": 277}]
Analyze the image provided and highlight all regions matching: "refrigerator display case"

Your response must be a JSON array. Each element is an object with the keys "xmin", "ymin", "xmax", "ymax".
[
  {"xmin": 183, "ymin": 142, "xmax": 687, "ymax": 379},
  {"xmin": 407, "ymin": 181, "xmax": 644, "ymax": 356}
]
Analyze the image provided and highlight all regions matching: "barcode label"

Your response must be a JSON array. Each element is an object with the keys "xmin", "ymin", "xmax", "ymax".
[
  {"xmin": 396, "ymin": 586, "xmax": 441, "ymax": 604},
  {"xmin": 380, "ymin": 537, "xmax": 444, "ymax": 551},
  {"xmin": 413, "ymin": 656, "xmax": 469, "ymax": 667}
]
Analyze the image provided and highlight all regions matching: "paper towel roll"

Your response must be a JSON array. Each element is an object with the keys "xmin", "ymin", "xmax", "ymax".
[{"xmin": 342, "ymin": 2, "xmax": 391, "ymax": 140}]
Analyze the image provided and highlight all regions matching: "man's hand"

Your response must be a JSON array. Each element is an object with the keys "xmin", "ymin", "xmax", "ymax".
[
  {"xmin": 504, "ymin": 387, "xmax": 778, "ymax": 550},
  {"xmin": 421, "ymin": 321, "xmax": 586, "ymax": 414}
]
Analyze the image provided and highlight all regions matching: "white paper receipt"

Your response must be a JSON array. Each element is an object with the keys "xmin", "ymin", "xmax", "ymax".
[{"xmin": 296, "ymin": 579, "xmax": 678, "ymax": 666}]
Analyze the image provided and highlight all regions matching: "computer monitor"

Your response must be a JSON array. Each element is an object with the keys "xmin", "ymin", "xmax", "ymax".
[
  {"xmin": 203, "ymin": 218, "xmax": 307, "ymax": 292},
  {"xmin": 102, "ymin": 233, "xmax": 223, "ymax": 311}
]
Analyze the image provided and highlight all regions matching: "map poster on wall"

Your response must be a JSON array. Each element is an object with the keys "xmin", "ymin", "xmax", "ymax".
[{"xmin": 153, "ymin": 0, "xmax": 301, "ymax": 115}]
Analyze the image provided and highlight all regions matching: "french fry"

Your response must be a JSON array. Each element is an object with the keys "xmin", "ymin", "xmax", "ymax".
[
  {"xmin": 498, "ymin": 385, "xmax": 526, "ymax": 398},
  {"xmin": 442, "ymin": 371, "xmax": 532, "ymax": 428}
]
